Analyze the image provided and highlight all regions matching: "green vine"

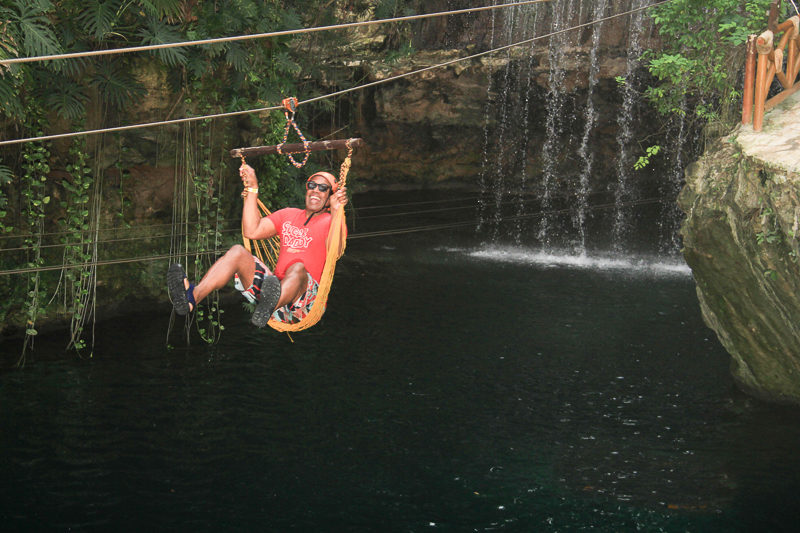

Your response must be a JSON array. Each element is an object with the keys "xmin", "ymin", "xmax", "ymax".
[
  {"xmin": 177, "ymin": 84, "xmax": 228, "ymax": 345},
  {"xmin": 18, "ymin": 113, "xmax": 51, "ymax": 364},
  {"xmin": 0, "ymin": 162, "xmax": 12, "ymax": 235},
  {"xmin": 192, "ymin": 117, "xmax": 225, "ymax": 344},
  {"xmin": 114, "ymin": 135, "xmax": 132, "ymax": 229},
  {"xmin": 60, "ymin": 137, "xmax": 94, "ymax": 352},
  {"xmin": 0, "ymin": 161, "xmax": 15, "ymax": 328}
]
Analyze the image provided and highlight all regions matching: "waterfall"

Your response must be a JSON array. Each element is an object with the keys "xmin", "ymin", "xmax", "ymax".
[
  {"xmin": 513, "ymin": 4, "xmax": 545, "ymax": 245},
  {"xmin": 489, "ymin": 3, "xmax": 521, "ymax": 242},
  {"xmin": 474, "ymin": 0, "xmax": 688, "ymax": 260},
  {"xmin": 476, "ymin": 0, "xmax": 499, "ymax": 235},
  {"xmin": 574, "ymin": 0, "xmax": 607, "ymax": 255},
  {"xmin": 659, "ymin": 95, "xmax": 688, "ymax": 255},
  {"xmin": 611, "ymin": 0, "xmax": 647, "ymax": 252},
  {"xmin": 538, "ymin": 0, "xmax": 578, "ymax": 250}
]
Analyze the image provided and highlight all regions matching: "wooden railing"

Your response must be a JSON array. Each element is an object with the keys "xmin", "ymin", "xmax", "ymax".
[{"xmin": 742, "ymin": 2, "xmax": 800, "ymax": 131}]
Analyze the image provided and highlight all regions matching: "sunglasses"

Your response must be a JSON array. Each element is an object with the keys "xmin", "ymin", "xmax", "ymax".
[{"xmin": 306, "ymin": 181, "xmax": 332, "ymax": 193}]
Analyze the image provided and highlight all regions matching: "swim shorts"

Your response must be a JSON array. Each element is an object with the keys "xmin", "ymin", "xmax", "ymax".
[
  {"xmin": 233, "ymin": 255, "xmax": 267, "ymax": 304},
  {"xmin": 234, "ymin": 255, "xmax": 320, "ymax": 324}
]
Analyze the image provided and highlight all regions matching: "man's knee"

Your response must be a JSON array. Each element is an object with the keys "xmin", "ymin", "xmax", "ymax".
[
  {"xmin": 284, "ymin": 262, "xmax": 308, "ymax": 279},
  {"xmin": 227, "ymin": 244, "xmax": 248, "ymax": 257},
  {"xmin": 221, "ymin": 244, "xmax": 250, "ymax": 262}
]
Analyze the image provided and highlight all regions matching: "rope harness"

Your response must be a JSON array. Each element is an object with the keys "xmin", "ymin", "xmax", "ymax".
[{"xmin": 276, "ymin": 98, "xmax": 312, "ymax": 169}]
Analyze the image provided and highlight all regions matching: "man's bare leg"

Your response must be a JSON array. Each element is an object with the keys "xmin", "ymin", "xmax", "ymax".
[
  {"xmin": 276, "ymin": 262, "xmax": 311, "ymax": 309},
  {"xmin": 170, "ymin": 245, "xmax": 256, "ymax": 314},
  {"xmin": 189, "ymin": 245, "xmax": 256, "ymax": 308}
]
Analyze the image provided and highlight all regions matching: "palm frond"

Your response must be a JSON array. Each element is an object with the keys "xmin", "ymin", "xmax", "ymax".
[
  {"xmin": 42, "ymin": 79, "xmax": 89, "ymax": 121},
  {"xmin": 225, "ymin": 42, "xmax": 249, "ymax": 72},
  {"xmin": 0, "ymin": 17, "xmax": 20, "ymax": 60},
  {"xmin": 279, "ymin": 10, "xmax": 302, "ymax": 31},
  {"xmin": 273, "ymin": 50, "xmax": 301, "ymax": 76},
  {"xmin": 138, "ymin": 0, "xmax": 183, "ymax": 20},
  {"xmin": 0, "ymin": 73, "xmax": 23, "ymax": 120},
  {"xmin": 0, "ymin": 163, "xmax": 14, "ymax": 186},
  {"xmin": 76, "ymin": 0, "xmax": 123, "ymax": 41},
  {"xmin": 185, "ymin": 52, "xmax": 207, "ymax": 79},
  {"xmin": 138, "ymin": 17, "xmax": 186, "ymax": 67},
  {"xmin": 13, "ymin": 3, "xmax": 61, "ymax": 58},
  {"xmin": 91, "ymin": 60, "xmax": 145, "ymax": 109}
]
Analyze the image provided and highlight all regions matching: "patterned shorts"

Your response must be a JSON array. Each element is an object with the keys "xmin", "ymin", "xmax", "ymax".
[{"xmin": 234, "ymin": 255, "xmax": 319, "ymax": 324}]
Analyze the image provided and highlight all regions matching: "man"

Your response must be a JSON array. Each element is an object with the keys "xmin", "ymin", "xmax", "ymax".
[{"xmin": 167, "ymin": 163, "xmax": 348, "ymax": 327}]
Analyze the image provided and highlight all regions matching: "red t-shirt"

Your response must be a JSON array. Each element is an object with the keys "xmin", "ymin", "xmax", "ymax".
[{"xmin": 267, "ymin": 208, "xmax": 333, "ymax": 282}]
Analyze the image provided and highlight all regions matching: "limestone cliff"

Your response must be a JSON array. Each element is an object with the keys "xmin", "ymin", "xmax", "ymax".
[{"xmin": 679, "ymin": 92, "xmax": 800, "ymax": 404}]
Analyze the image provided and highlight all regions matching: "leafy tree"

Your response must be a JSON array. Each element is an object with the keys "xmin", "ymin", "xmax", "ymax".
[{"xmin": 644, "ymin": 0, "xmax": 778, "ymax": 127}]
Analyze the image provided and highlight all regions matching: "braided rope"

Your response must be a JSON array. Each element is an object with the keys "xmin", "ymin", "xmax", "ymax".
[{"xmin": 275, "ymin": 97, "xmax": 312, "ymax": 168}]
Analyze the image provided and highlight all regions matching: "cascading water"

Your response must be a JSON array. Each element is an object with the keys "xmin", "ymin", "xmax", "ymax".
[
  {"xmin": 538, "ymin": 0, "xmax": 577, "ymax": 250},
  {"xmin": 476, "ymin": 0, "xmax": 689, "ymax": 268},
  {"xmin": 488, "ymin": 3, "xmax": 521, "ymax": 242},
  {"xmin": 513, "ymin": 5, "xmax": 545, "ymax": 245},
  {"xmin": 611, "ymin": 0, "xmax": 648, "ymax": 253},
  {"xmin": 476, "ymin": 0, "xmax": 499, "ymax": 236},
  {"xmin": 574, "ymin": 0, "xmax": 607, "ymax": 255},
  {"xmin": 658, "ymin": 96, "xmax": 689, "ymax": 255}
]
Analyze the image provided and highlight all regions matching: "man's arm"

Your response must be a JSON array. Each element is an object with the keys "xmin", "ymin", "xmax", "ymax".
[
  {"xmin": 326, "ymin": 186, "xmax": 348, "ymax": 248},
  {"xmin": 240, "ymin": 163, "xmax": 277, "ymax": 240}
]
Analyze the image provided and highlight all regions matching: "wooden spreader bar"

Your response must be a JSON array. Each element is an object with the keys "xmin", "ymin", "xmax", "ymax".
[{"xmin": 230, "ymin": 138, "xmax": 364, "ymax": 159}]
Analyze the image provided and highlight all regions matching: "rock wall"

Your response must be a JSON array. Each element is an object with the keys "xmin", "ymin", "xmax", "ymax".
[
  {"xmin": 308, "ymin": 0, "xmax": 663, "ymax": 190},
  {"xmin": 679, "ymin": 136, "xmax": 800, "ymax": 405}
]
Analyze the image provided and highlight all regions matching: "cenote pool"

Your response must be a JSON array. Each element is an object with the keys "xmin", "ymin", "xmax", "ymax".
[{"xmin": 2, "ymin": 230, "xmax": 800, "ymax": 532}]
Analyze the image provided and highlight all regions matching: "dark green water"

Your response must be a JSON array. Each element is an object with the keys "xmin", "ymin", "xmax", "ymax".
[{"xmin": 3, "ymin": 231, "xmax": 800, "ymax": 532}]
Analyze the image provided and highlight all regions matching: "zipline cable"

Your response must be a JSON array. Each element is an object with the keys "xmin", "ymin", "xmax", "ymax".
[
  {"xmin": 0, "ymin": 196, "xmax": 667, "ymax": 276},
  {"xmin": 0, "ymin": 182, "xmax": 670, "ymax": 245},
  {"xmin": 0, "ymin": 1, "xmax": 551, "ymax": 66},
  {"xmin": 0, "ymin": 195, "xmax": 481, "ymax": 242},
  {"xmin": 0, "ymin": 0, "xmax": 673, "ymax": 147}
]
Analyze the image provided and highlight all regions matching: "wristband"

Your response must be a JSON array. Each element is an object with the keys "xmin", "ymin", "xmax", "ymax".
[{"xmin": 245, "ymin": 187, "xmax": 259, "ymax": 194}]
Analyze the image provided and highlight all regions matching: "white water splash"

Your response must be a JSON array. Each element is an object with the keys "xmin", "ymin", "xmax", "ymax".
[{"xmin": 445, "ymin": 245, "xmax": 692, "ymax": 277}]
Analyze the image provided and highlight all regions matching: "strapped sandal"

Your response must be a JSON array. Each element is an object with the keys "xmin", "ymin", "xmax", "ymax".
[
  {"xmin": 167, "ymin": 263, "xmax": 195, "ymax": 316},
  {"xmin": 251, "ymin": 275, "xmax": 281, "ymax": 328}
]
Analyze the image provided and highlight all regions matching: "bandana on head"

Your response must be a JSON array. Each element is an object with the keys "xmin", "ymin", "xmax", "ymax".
[{"xmin": 307, "ymin": 171, "xmax": 338, "ymax": 193}]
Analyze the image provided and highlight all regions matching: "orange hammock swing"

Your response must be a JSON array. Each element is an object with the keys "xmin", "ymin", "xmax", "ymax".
[{"xmin": 229, "ymin": 99, "xmax": 364, "ymax": 333}]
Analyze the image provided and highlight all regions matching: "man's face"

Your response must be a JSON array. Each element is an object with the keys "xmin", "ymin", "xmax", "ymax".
[{"xmin": 305, "ymin": 178, "xmax": 332, "ymax": 211}]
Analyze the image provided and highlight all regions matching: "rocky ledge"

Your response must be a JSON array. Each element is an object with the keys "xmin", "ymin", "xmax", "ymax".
[{"xmin": 679, "ymin": 91, "xmax": 800, "ymax": 404}]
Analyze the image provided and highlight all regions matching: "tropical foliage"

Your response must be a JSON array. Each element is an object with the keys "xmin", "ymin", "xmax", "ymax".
[
  {"xmin": 0, "ymin": 0, "xmax": 357, "ymax": 353},
  {"xmin": 644, "ymin": 0, "xmax": 778, "ymax": 126}
]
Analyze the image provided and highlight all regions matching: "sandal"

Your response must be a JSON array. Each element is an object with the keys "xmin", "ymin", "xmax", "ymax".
[
  {"xmin": 251, "ymin": 275, "xmax": 281, "ymax": 328},
  {"xmin": 167, "ymin": 263, "xmax": 195, "ymax": 316}
]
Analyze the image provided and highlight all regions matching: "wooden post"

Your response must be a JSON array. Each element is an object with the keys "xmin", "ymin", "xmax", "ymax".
[
  {"xmin": 230, "ymin": 138, "xmax": 365, "ymax": 159},
  {"xmin": 793, "ymin": 37, "xmax": 800, "ymax": 82},
  {"xmin": 790, "ymin": 17, "xmax": 800, "ymax": 82},
  {"xmin": 743, "ymin": 35, "xmax": 757, "ymax": 124},
  {"xmin": 754, "ymin": 30, "xmax": 774, "ymax": 131},
  {"xmin": 768, "ymin": 0, "xmax": 780, "ymax": 33}
]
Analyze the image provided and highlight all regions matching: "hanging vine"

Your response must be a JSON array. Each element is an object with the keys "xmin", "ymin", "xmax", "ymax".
[
  {"xmin": 18, "ymin": 111, "xmax": 51, "ymax": 365},
  {"xmin": 189, "ymin": 89, "xmax": 226, "ymax": 344},
  {"xmin": 0, "ymin": 161, "xmax": 14, "ymax": 327},
  {"xmin": 167, "ymin": 83, "xmax": 227, "ymax": 345},
  {"xmin": 114, "ymin": 134, "xmax": 132, "ymax": 229},
  {"xmin": 58, "ymin": 137, "xmax": 94, "ymax": 352}
]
